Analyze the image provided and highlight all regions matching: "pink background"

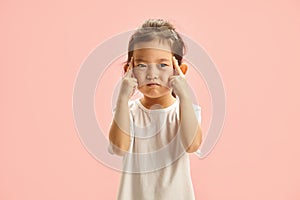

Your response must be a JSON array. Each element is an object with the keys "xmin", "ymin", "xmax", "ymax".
[{"xmin": 1, "ymin": 0, "xmax": 300, "ymax": 199}]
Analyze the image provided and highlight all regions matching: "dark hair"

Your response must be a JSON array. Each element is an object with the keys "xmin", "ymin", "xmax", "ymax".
[{"xmin": 126, "ymin": 19, "xmax": 186, "ymax": 66}]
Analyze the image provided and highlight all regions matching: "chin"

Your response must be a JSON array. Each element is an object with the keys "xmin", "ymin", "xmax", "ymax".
[
  {"xmin": 138, "ymin": 86, "xmax": 172, "ymax": 98},
  {"xmin": 143, "ymin": 94, "xmax": 163, "ymax": 99},
  {"xmin": 141, "ymin": 90, "xmax": 172, "ymax": 99}
]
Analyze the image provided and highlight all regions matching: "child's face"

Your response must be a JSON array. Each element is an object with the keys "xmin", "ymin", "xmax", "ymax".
[{"xmin": 132, "ymin": 40, "xmax": 174, "ymax": 99}]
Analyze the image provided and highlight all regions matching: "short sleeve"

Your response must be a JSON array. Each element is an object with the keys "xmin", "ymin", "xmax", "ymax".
[
  {"xmin": 193, "ymin": 104, "xmax": 202, "ymax": 124},
  {"xmin": 128, "ymin": 110, "xmax": 135, "ymax": 152},
  {"xmin": 193, "ymin": 104, "xmax": 203, "ymax": 155}
]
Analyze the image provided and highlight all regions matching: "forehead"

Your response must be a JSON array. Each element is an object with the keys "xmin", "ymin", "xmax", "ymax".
[
  {"xmin": 133, "ymin": 40, "xmax": 172, "ymax": 59},
  {"xmin": 133, "ymin": 39, "xmax": 172, "ymax": 51},
  {"xmin": 133, "ymin": 48, "xmax": 172, "ymax": 60}
]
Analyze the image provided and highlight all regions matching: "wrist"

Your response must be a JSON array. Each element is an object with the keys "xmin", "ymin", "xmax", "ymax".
[
  {"xmin": 116, "ymin": 94, "xmax": 130, "ymax": 105},
  {"xmin": 177, "ymin": 92, "xmax": 191, "ymax": 101},
  {"xmin": 178, "ymin": 95, "xmax": 194, "ymax": 107}
]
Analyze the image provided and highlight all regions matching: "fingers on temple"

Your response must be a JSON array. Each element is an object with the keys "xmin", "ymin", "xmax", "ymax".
[
  {"xmin": 125, "ymin": 57, "xmax": 134, "ymax": 77},
  {"xmin": 172, "ymin": 56, "xmax": 184, "ymax": 77}
]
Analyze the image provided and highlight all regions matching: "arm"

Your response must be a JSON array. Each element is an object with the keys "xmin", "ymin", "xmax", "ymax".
[
  {"xmin": 178, "ymin": 96, "xmax": 202, "ymax": 153},
  {"xmin": 108, "ymin": 57, "xmax": 137, "ymax": 156},
  {"xmin": 109, "ymin": 99, "xmax": 131, "ymax": 156},
  {"xmin": 169, "ymin": 56, "xmax": 202, "ymax": 153}
]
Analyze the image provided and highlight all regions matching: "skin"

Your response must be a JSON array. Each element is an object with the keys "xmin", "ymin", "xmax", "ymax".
[
  {"xmin": 133, "ymin": 46, "xmax": 176, "ymax": 108},
  {"xmin": 109, "ymin": 41, "xmax": 202, "ymax": 156}
]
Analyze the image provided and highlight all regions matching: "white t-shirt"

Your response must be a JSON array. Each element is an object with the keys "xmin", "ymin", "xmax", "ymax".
[{"xmin": 113, "ymin": 98, "xmax": 201, "ymax": 200}]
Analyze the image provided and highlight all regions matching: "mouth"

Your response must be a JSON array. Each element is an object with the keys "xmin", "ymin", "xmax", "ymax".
[{"xmin": 146, "ymin": 83, "xmax": 160, "ymax": 87}]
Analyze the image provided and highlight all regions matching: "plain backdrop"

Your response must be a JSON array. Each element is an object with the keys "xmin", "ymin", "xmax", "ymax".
[{"xmin": 1, "ymin": 0, "xmax": 300, "ymax": 199}]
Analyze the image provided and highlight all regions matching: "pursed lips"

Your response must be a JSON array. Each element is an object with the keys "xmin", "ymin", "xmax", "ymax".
[{"xmin": 146, "ymin": 82, "xmax": 160, "ymax": 86}]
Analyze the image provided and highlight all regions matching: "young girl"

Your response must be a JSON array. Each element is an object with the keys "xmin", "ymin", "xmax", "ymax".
[{"xmin": 108, "ymin": 19, "xmax": 202, "ymax": 200}]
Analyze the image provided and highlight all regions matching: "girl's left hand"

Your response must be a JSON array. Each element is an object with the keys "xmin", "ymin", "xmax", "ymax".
[{"xmin": 168, "ymin": 56, "xmax": 190, "ymax": 99}]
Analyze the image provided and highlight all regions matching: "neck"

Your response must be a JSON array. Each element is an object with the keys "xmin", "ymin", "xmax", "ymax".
[{"xmin": 141, "ymin": 93, "xmax": 176, "ymax": 109}]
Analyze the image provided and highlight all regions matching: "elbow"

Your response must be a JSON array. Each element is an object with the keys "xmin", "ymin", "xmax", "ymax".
[
  {"xmin": 186, "ymin": 127, "xmax": 202, "ymax": 153},
  {"xmin": 186, "ymin": 139, "xmax": 202, "ymax": 153},
  {"xmin": 108, "ymin": 124, "xmax": 131, "ymax": 156},
  {"xmin": 108, "ymin": 140, "xmax": 129, "ymax": 156},
  {"xmin": 108, "ymin": 134, "xmax": 130, "ymax": 156}
]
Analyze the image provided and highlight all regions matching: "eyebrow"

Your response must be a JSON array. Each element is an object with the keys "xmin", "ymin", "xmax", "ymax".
[{"xmin": 134, "ymin": 58, "xmax": 170, "ymax": 63}]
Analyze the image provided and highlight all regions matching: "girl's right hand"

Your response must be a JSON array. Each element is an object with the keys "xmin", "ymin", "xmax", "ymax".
[{"xmin": 118, "ymin": 57, "xmax": 138, "ymax": 101}]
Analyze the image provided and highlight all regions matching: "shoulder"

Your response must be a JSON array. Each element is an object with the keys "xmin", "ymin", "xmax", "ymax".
[
  {"xmin": 128, "ymin": 99, "xmax": 139, "ymax": 111},
  {"xmin": 191, "ymin": 103, "xmax": 202, "ymax": 122}
]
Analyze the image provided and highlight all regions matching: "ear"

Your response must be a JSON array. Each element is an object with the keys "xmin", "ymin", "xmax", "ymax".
[
  {"xmin": 180, "ymin": 63, "xmax": 188, "ymax": 75},
  {"xmin": 123, "ymin": 63, "xmax": 129, "ymax": 73}
]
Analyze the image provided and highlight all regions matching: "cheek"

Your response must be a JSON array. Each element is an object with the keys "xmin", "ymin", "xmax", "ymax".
[
  {"xmin": 160, "ymin": 70, "xmax": 173, "ymax": 82},
  {"xmin": 133, "ymin": 70, "xmax": 145, "ymax": 85}
]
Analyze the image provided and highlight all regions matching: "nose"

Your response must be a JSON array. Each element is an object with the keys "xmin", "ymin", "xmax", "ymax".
[{"xmin": 146, "ymin": 63, "xmax": 159, "ymax": 80}]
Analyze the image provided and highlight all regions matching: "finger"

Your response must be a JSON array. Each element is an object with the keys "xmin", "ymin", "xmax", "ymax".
[
  {"xmin": 168, "ymin": 78, "xmax": 176, "ymax": 89},
  {"xmin": 172, "ymin": 56, "xmax": 184, "ymax": 77},
  {"xmin": 129, "ymin": 78, "xmax": 138, "ymax": 83},
  {"xmin": 168, "ymin": 75, "xmax": 180, "ymax": 84},
  {"xmin": 169, "ymin": 75, "xmax": 179, "ymax": 80},
  {"xmin": 129, "ymin": 57, "xmax": 137, "ymax": 78},
  {"xmin": 168, "ymin": 76, "xmax": 177, "ymax": 88},
  {"xmin": 125, "ymin": 57, "xmax": 134, "ymax": 77},
  {"xmin": 168, "ymin": 76, "xmax": 176, "ymax": 83},
  {"xmin": 131, "ymin": 58, "xmax": 138, "ymax": 80},
  {"xmin": 130, "ymin": 82, "xmax": 138, "ymax": 96}
]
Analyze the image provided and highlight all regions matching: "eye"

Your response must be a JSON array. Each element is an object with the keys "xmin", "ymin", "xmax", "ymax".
[
  {"xmin": 159, "ymin": 63, "xmax": 169, "ymax": 68},
  {"xmin": 136, "ymin": 63, "xmax": 147, "ymax": 68}
]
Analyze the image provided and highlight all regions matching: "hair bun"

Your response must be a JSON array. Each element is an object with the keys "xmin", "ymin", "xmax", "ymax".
[{"xmin": 141, "ymin": 19, "xmax": 175, "ymax": 31}]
